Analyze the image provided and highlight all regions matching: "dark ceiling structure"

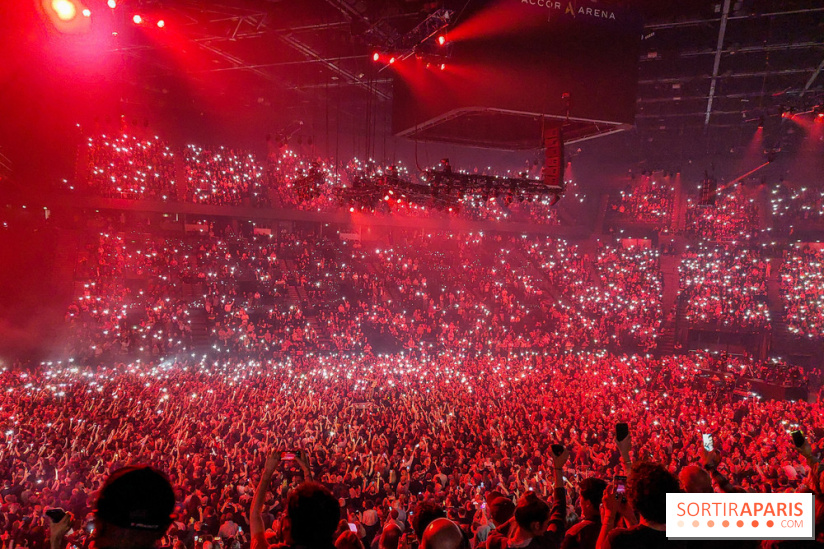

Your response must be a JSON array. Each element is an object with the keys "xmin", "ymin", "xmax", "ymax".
[
  {"xmin": 133, "ymin": 0, "xmax": 824, "ymax": 127},
  {"xmin": 636, "ymin": 1, "xmax": 824, "ymax": 133}
]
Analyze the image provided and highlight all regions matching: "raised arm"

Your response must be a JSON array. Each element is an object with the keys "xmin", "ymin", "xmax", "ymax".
[
  {"xmin": 296, "ymin": 449, "xmax": 314, "ymax": 481},
  {"xmin": 251, "ymin": 450, "xmax": 280, "ymax": 538},
  {"xmin": 699, "ymin": 448, "xmax": 739, "ymax": 493},
  {"xmin": 616, "ymin": 434, "xmax": 632, "ymax": 474}
]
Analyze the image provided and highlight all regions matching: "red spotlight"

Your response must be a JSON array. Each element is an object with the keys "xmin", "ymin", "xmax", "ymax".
[
  {"xmin": 156, "ymin": 19, "xmax": 165, "ymax": 28},
  {"xmin": 133, "ymin": 14, "xmax": 142, "ymax": 24},
  {"xmin": 52, "ymin": 0, "xmax": 77, "ymax": 21},
  {"xmin": 389, "ymin": 56, "xmax": 396, "ymax": 65},
  {"xmin": 438, "ymin": 35, "xmax": 446, "ymax": 46},
  {"xmin": 372, "ymin": 52, "xmax": 380, "ymax": 62}
]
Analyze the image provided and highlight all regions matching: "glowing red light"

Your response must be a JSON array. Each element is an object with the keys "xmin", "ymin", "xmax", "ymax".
[
  {"xmin": 389, "ymin": 57, "xmax": 395, "ymax": 65},
  {"xmin": 133, "ymin": 14, "xmax": 142, "ymax": 24},
  {"xmin": 52, "ymin": 0, "xmax": 77, "ymax": 21},
  {"xmin": 107, "ymin": 0, "xmax": 116, "ymax": 7},
  {"xmin": 818, "ymin": 113, "xmax": 824, "ymax": 119},
  {"xmin": 438, "ymin": 35, "xmax": 446, "ymax": 46},
  {"xmin": 372, "ymin": 52, "xmax": 380, "ymax": 62},
  {"xmin": 157, "ymin": 19, "xmax": 165, "ymax": 28}
]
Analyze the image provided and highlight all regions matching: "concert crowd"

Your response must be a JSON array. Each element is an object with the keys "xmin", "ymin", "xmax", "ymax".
[
  {"xmin": 1, "ymin": 215, "xmax": 822, "ymax": 549},
  {"xmin": 5, "ymin": 132, "xmax": 823, "ymax": 549},
  {"xmin": 2, "ymin": 349, "xmax": 822, "ymax": 549},
  {"xmin": 81, "ymin": 133, "xmax": 562, "ymax": 224}
]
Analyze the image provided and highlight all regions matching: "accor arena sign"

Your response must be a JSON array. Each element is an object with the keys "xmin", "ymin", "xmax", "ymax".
[{"xmin": 521, "ymin": 0, "xmax": 617, "ymax": 21}]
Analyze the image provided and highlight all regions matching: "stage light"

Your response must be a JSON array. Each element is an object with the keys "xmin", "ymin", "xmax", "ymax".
[
  {"xmin": 372, "ymin": 52, "xmax": 380, "ymax": 62},
  {"xmin": 438, "ymin": 35, "xmax": 446, "ymax": 46},
  {"xmin": 52, "ymin": 0, "xmax": 77, "ymax": 21},
  {"xmin": 133, "ymin": 14, "xmax": 142, "ymax": 24},
  {"xmin": 82, "ymin": 8, "xmax": 91, "ymax": 16},
  {"xmin": 389, "ymin": 57, "xmax": 395, "ymax": 65},
  {"xmin": 157, "ymin": 19, "xmax": 165, "ymax": 28},
  {"xmin": 107, "ymin": 0, "xmax": 116, "ymax": 7}
]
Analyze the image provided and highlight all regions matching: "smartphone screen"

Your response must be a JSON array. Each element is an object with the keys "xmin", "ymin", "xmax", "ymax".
[
  {"xmin": 616, "ymin": 423, "xmax": 629, "ymax": 442},
  {"xmin": 348, "ymin": 523, "xmax": 358, "ymax": 533},
  {"xmin": 280, "ymin": 451, "xmax": 296, "ymax": 461},
  {"xmin": 702, "ymin": 433, "xmax": 714, "ymax": 452},
  {"xmin": 614, "ymin": 475, "xmax": 627, "ymax": 499},
  {"xmin": 791, "ymin": 430, "xmax": 805, "ymax": 448}
]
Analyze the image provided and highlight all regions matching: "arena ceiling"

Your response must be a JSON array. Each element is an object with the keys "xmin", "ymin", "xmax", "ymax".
[{"xmin": 117, "ymin": 0, "xmax": 824, "ymax": 137}]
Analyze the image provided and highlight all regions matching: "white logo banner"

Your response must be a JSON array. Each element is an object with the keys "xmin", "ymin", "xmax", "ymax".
[{"xmin": 666, "ymin": 493, "xmax": 815, "ymax": 540}]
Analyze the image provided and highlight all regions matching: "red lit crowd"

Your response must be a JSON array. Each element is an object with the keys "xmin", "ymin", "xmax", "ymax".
[
  {"xmin": 62, "ymin": 224, "xmax": 671, "ymax": 365},
  {"xmin": 2, "ymin": 348, "xmax": 822, "ymax": 548},
  {"xmin": 781, "ymin": 246, "xmax": 824, "ymax": 338},
  {"xmin": 610, "ymin": 175, "xmax": 674, "ymax": 226},
  {"xmin": 5, "ymin": 133, "xmax": 821, "ymax": 549},
  {"xmin": 2, "ymin": 222, "xmax": 819, "ymax": 548},
  {"xmin": 85, "ymin": 134, "xmax": 176, "ymax": 201},
  {"xmin": 685, "ymin": 185, "xmax": 760, "ymax": 242},
  {"xmin": 679, "ymin": 244, "xmax": 771, "ymax": 330},
  {"xmin": 81, "ymin": 133, "xmax": 561, "ymax": 224},
  {"xmin": 184, "ymin": 145, "xmax": 270, "ymax": 207},
  {"xmin": 771, "ymin": 183, "xmax": 824, "ymax": 224}
]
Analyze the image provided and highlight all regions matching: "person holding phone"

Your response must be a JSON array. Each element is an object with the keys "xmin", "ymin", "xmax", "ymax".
[
  {"xmin": 251, "ymin": 447, "xmax": 338, "ymax": 549},
  {"xmin": 597, "ymin": 462, "xmax": 680, "ymax": 549},
  {"xmin": 697, "ymin": 443, "xmax": 745, "ymax": 493}
]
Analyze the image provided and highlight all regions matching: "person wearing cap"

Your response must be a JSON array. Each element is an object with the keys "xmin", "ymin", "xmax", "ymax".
[{"xmin": 49, "ymin": 466, "xmax": 175, "ymax": 549}]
